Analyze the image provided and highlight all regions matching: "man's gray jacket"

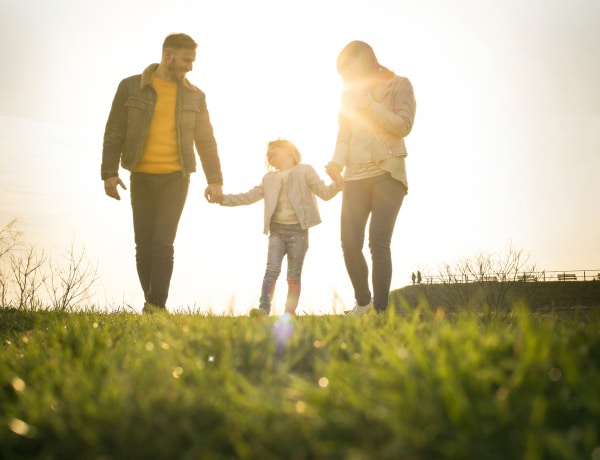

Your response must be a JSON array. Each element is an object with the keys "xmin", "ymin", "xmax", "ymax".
[{"xmin": 101, "ymin": 64, "xmax": 223, "ymax": 184}]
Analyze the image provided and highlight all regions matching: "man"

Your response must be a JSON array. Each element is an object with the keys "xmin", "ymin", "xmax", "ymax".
[{"xmin": 101, "ymin": 33, "xmax": 223, "ymax": 313}]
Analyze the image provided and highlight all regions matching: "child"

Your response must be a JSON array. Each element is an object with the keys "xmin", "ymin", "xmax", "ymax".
[{"xmin": 219, "ymin": 139, "xmax": 342, "ymax": 316}]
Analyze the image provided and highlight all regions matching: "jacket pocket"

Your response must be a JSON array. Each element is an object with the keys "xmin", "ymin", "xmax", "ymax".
[
  {"xmin": 125, "ymin": 97, "xmax": 152, "ymax": 130},
  {"xmin": 179, "ymin": 105, "xmax": 202, "ymax": 131},
  {"xmin": 125, "ymin": 97, "xmax": 149, "ymax": 110},
  {"xmin": 381, "ymin": 143, "xmax": 407, "ymax": 159}
]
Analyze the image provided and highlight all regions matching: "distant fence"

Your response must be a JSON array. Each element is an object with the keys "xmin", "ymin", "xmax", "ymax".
[{"xmin": 414, "ymin": 270, "xmax": 600, "ymax": 285}]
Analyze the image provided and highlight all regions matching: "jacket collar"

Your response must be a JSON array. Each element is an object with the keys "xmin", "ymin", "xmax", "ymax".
[{"xmin": 140, "ymin": 63, "xmax": 197, "ymax": 92}]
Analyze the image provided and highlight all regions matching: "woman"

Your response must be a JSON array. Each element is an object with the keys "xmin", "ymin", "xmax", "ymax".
[{"xmin": 326, "ymin": 40, "xmax": 416, "ymax": 315}]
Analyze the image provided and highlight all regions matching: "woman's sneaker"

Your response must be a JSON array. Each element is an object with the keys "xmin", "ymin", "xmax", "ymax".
[{"xmin": 345, "ymin": 299, "xmax": 373, "ymax": 316}]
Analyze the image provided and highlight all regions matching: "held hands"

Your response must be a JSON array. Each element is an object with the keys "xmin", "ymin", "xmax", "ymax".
[
  {"xmin": 205, "ymin": 184, "xmax": 223, "ymax": 204},
  {"xmin": 104, "ymin": 176, "xmax": 127, "ymax": 200},
  {"xmin": 325, "ymin": 162, "xmax": 344, "ymax": 189}
]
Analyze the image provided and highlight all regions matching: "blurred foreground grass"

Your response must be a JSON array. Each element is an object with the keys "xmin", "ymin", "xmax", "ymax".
[{"xmin": 1, "ymin": 305, "xmax": 599, "ymax": 460}]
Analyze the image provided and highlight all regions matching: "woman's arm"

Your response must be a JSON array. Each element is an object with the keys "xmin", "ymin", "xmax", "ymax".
[{"xmin": 366, "ymin": 77, "xmax": 416, "ymax": 137}]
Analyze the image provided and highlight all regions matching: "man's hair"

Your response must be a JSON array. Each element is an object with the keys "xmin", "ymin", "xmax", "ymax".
[{"xmin": 162, "ymin": 33, "xmax": 197, "ymax": 51}]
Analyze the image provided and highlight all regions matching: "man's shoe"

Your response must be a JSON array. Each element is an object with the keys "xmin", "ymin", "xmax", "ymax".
[
  {"xmin": 345, "ymin": 300, "xmax": 373, "ymax": 317},
  {"xmin": 249, "ymin": 307, "xmax": 268, "ymax": 317},
  {"xmin": 142, "ymin": 302, "xmax": 166, "ymax": 315}
]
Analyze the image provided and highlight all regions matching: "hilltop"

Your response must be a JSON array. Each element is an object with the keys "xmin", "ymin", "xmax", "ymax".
[{"xmin": 391, "ymin": 280, "xmax": 600, "ymax": 313}]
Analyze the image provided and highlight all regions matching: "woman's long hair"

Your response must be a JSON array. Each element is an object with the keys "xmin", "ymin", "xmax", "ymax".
[{"xmin": 336, "ymin": 41, "xmax": 394, "ymax": 83}]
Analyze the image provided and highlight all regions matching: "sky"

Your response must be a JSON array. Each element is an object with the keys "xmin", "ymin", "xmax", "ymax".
[{"xmin": 1, "ymin": 0, "xmax": 599, "ymax": 315}]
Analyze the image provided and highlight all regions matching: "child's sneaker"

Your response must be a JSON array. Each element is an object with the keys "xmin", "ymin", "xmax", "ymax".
[{"xmin": 345, "ymin": 299, "xmax": 373, "ymax": 317}]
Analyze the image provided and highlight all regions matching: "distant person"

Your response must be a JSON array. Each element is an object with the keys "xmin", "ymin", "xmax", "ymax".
[
  {"xmin": 215, "ymin": 139, "xmax": 341, "ymax": 316},
  {"xmin": 326, "ymin": 40, "xmax": 416, "ymax": 316},
  {"xmin": 411, "ymin": 272, "xmax": 416, "ymax": 285},
  {"xmin": 417, "ymin": 270, "xmax": 422, "ymax": 284},
  {"xmin": 101, "ymin": 33, "xmax": 224, "ymax": 313}
]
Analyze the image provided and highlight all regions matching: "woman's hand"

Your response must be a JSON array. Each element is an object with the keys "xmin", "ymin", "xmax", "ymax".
[{"xmin": 326, "ymin": 162, "xmax": 344, "ymax": 188}]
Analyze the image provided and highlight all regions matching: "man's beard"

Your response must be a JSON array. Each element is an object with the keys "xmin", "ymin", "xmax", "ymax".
[{"xmin": 167, "ymin": 59, "xmax": 186, "ymax": 81}]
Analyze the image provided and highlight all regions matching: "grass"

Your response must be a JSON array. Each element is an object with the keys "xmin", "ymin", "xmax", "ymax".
[{"xmin": 1, "ymin": 304, "xmax": 599, "ymax": 459}]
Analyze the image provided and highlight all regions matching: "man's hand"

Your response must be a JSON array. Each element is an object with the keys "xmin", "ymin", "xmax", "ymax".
[
  {"xmin": 104, "ymin": 176, "xmax": 127, "ymax": 200},
  {"xmin": 204, "ymin": 184, "xmax": 223, "ymax": 204}
]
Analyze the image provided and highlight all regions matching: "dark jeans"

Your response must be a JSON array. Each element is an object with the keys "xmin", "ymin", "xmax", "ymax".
[
  {"xmin": 130, "ymin": 171, "xmax": 189, "ymax": 307},
  {"xmin": 340, "ymin": 173, "xmax": 406, "ymax": 312},
  {"xmin": 259, "ymin": 222, "xmax": 309, "ymax": 314}
]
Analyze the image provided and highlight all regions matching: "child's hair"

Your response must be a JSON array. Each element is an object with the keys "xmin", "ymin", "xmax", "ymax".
[{"xmin": 265, "ymin": 139, "xmax": 302, "ymax": 171}]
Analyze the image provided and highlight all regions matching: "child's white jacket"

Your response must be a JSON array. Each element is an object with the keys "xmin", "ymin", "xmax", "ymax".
[{"xmin": 221, "ymin": 164, "xmax": 341, "ymax": 234}]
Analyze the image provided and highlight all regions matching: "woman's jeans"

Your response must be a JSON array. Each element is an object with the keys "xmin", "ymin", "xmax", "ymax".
[
  {"xmin": 341, "ymin": 173, "xmax": 406, "ymax": 312},
  {"xmin": 130, "ymin": 172, "xmax": 189, "ymax": 308},
  {"xmin": 259, "ymin": 222, "xmax": 309, "ymax": 314}
]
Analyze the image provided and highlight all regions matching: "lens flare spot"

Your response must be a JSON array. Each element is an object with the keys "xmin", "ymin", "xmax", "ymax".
[
  {"xmin": 208, "ymin": 356, "xmax": 215, "ymax": 362},
  {"xmin": 160, "ymin": 342, "xmax": 170, "ymax": 350},
  {"xmin": 145, "ymin": 342, "xmax": 154, "ymax": 351},
  {"xmin": 318, "ymin": 377, "xmax": 329, "ymax": 388},
  {"xmin": 172, "ymin": 367, "xmax": 183, "ymax": 378},
  {"xmin": 11, "ymin": 377, "xmax": 25, "ymax": 392},
  {"xmin": 295, "ymin": 401, "xmax": 307, "ymax": 413},
  {"xmin": 397, "ymin": 347, "xmax": 409, "ymax": 359},
  {"xmin": 548, "ymin": 367, "xmax": 562, "ymax": 382},
  {"xmin": 273, "ymin": 315, "xmax": 295, "ymax": 348},
  {"xmin": 93, "ymin": 322, "xmax": 99, "ymax": 329},
  {"xmin": 9, "ymin": 418, "xmax": 33, "ymax": 437}
]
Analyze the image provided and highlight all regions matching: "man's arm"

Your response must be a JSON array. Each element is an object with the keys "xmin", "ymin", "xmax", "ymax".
[
  {"xmin": 101, "ymin": 80, "xmax": 129, "ymax": 181},
  {"xmin": 194, "ymin": 97, "xmax": 224, "ymax": 203}
]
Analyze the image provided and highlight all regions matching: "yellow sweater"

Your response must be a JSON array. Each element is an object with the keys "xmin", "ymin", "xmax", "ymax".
[{"xmin": 134, "ymin": 75, "xmax": 182, "ymax": 173}]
